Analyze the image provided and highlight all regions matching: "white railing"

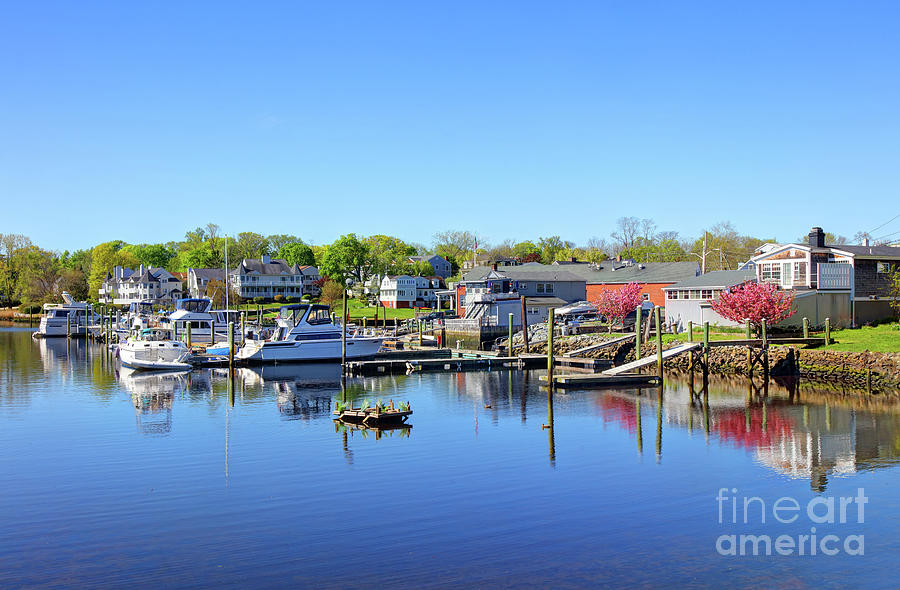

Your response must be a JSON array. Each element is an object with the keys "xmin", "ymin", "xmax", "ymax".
[{"xmin": 817, "ymin": 263, "xmax": 852, "ymax": 290}]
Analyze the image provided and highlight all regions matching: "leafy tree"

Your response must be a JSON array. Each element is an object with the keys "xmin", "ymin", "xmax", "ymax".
[
  {"xmin": 366, "ymin": 235, "xmax": 416, "ymax": 291},
  {"xmin": 690, "ymin": 222, "xmax": 769, "ymax": 272},
  {"xmin": 538, "ymin": 236, "xmax": 573, "ymax": 264},
  {"xmin": 267, "ymin": 234, "xmax": 302, "ymax": 252},
  {"xmin": 204, "ymin": 279, "xmax": 227, "ymax": 308},
  {"xmin": 122, "ymin": 243, "xmax": 176, "ymax": 268},
  {"xmin": 590, "ymin": 283, "xmax": 645, "ymax": 332},
  {"xmin": 235, "ymin": 232, "xmax": 270, "ymax": 260},
  {"xmin": 889, "ymin": 266, "xmax": 900, "ymax": 317},
  {"xmin": 710, "ymin": 282, "xmax": 796, "ymax": 333},
  {"xmin": 433, "ymin": 230, "xmax": 476, "ymax": 264},
  {"xmin": 58, "ymin": 268, "xmax": 89, "ymax": 301},
  {"xmin": 620, "ymin": 238, "xmax": 687, "ymax": 263},
  {"xmin": 60, "ymin": 249, "xmax": 92, "ymax": 274},
  {"xmin": 89, "ymin": 241, "xmax": 138, "ymax": 300},
  {"xmin": 0, "ymin": 234, "xmax": 33, "ymax": 304},
  {"xmin": 320, "ymin": 234, "xmax": 371, "ymax": 286},
  {"xmin": 409, "ymin": 261, "xmax": 435, "ymax": 276},
  {"xmin": 319, "ymin": 278, "xmax": 344, "ymax": 309},
  {"xmin": 278, "ymin": 242, "xmax": 316, "ymax": 267},
  {"xmin": 18, "ymin": 247, "xmax": 60, "ymax": 303}
]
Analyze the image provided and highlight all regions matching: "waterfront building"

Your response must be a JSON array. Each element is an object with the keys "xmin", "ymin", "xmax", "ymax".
[{"xmin": 99, "ymin": 265, "xmax": 183, "ymax": 305}]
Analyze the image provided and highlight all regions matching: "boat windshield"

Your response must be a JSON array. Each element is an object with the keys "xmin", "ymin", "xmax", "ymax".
[
  {"xmin": 279, "ymin": 305, "xmax": 310, "ymax": 325},
  {"xmin": 177, "ymin": 299, "xmax": 212, "ymax": 313},
  {"xmin": 306, "ymin": 305, "xmax": 332, "ymax": 325}
]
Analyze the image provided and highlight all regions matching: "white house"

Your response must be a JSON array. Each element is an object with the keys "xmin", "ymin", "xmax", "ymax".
[
  {"xmin": 663, "ymin": 270, "xmax": 756, "ymax": 330},
  {"xmin": 99, "ymin": 265, "xmax": 182, "ymax": 305},
  {"xmin": 379, "ymin": 275, "xmax": 417, "ymax": 308},
  {"xmin": 229, "ymin": 256, "xmax": 320, "ymax": 300}
]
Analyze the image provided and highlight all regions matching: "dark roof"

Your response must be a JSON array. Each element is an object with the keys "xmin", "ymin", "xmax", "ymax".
[
  {"xmin": 463, "ymin": 267, "xmax": 586, "ymax": 283},
  {"xmin": 831, "ymin": 245, "xmax": 900, "ymax": 259},
  {"xmin": 132, "ymin": 270, "xmax": 159, "ymax": 283},
  {"xmin": 236, "ymin": 258, "xmax": 299, "ymax": 275},
  {"xmin": 664, "ymin": 270, "xmax": 756, "ymax": 290},
  {"xmin": 192, "ymin": 268, "xmax": 225, "ymax": 280}
]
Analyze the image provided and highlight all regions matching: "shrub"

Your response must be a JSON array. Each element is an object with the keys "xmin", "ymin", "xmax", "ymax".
[
  {"xmin": 253, "ymin": 297, "xmax": 266, "ymax": 304},
  {"xmin": 18, "ymin": 304, "xmax": 42, "ymax": 315},
  {"xmin": 274, "ymin": 294, "xmax": 285, "ymax": 303}
]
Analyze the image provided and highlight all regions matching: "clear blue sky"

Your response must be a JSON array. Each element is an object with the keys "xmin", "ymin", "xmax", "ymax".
[{"xmin": 2, "ymin": 1, "xmax": 898, "ymax": 252}]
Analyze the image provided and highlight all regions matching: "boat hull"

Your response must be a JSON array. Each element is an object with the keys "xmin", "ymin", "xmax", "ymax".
[
  {"xmin": 119, "ymin": 341, "xmax": 192, "ymax": 372},
  {"xmin": 236, "ymin": 337, "xmax": 384, "ymax": 363}
]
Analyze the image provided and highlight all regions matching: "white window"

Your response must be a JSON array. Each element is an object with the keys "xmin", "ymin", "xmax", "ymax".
[
  {"xmin": 701, "ymin": 289, "xmax": 713, "ymax": 299},
  {"xmin": 877, "ymin": 262, "xmax": 891, "ymax": 273},
  {"xmin": 667, "ymin": 291, "xmax": 677, "ymax": 300}
]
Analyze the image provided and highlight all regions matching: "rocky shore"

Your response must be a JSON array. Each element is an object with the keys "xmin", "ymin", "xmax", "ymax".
[{"xmin": 520, "ymin": 331, "xmax": 900, "ymax": 393}]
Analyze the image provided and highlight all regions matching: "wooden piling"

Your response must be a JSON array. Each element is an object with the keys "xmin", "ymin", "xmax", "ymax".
[
  {"xmin": 228, "ymin": 321, "xmax": 234, "ymax": 366},
  {"xmin": 656, "ymin": 387, "xmax": 663, "ymax": 460},
  {"xmin": 508, "ymin": 313, "xmax": 514, "ymax": 357},
  {"xmin": 761, "ymin": 318, "xmax": 769, "ymax": 379},
  {"xmin": 802, "ymin": 317, "xmax": 809, "ymax": 339},
  {"xmin": 654, "ymin": 307, "xmax": 663, "ymax": 380},
  {"xmin": 636, "ymin": 305, "xmax": 643, "ymax": 360},
  {"xmin": 687, "ymin": 320, "xmax": 693, "ymax": 342},
  {"xmin": 186, "ymin": 321, "xmax": 192, "ymax": 348},
  {"xmin": 824, "ymin": 317, "xmax": 831, "ymax": 346},
  {"xmin": 520, "ymin": 296, "xmax": 529, "ymax": 353},
  {"xmin": 240, "ymin": 312, "xmax": 245, "ymax": 344},
  {"xmin": 210, "ymin": 320, "xmax": 216, "ymax": 345},
  {"xmin": 546, "ymin": 308, "xmax": 555, "ymax": 386},
  {"xmin": 745, "ymin": 319, "xmax": 752, "ymax": 376}
]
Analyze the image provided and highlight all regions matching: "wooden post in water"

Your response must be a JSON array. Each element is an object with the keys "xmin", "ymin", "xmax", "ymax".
[
  {"xmin": 654, "ymin": 306, "xmax": 663, "ymax": 380},
  {"xmin": 761, "ymin": 318, "xmax": 769, "ymax": 380},
  {"xmin": 341, "ymin": 288, "xmax": 347, "ymax": 373},
  {"xmin": 687, "ymin": 320, "xmax": 693, "ymax": 342},
  {"xmin": 418, "ymin": 320, "xmax": 423, "ymax": 347},
  {"xmin": 802, "ymin": 317, "xmax": 809, "ymax": 339},
  {"xmin": 635, "ymin": 305, "xmax": 643, "ymax": 360},
  {"xmin": 228, "ymin": 321, "xmax": 234, "ymax": 367},
  {"xmin": 656, "ymin": 386, "xmax": 663, "ymax": 461},
  {"xmin": 745, "ymin": 319, "xmax": 752, "ymax": 377},
  {"xmin": 824, "ymin": 317, "xmax": 831, "ymax": 346},
  {"xmin": 520, "ymin": 296, "xmax": 529, "ymax": 353},
  {"xmin": 240, "ymin": 312, "xmax": 245, "ymax": 344},
  {"xmin": 186, "ymin": 321, "xmax": 192, "ymax": 348},
  {"xmin": 546, "ymin": 308, "xmax": 555, "ymax": 387},
  {"xmin": 210, "ymin": 320, "xmax": 216, "ymax": 345},
  {"xmin": 508, "ymin": 313, "xmax": 514, "ymax": 357}
]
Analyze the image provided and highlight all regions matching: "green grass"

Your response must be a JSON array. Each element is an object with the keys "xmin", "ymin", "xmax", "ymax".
[
  {"xmin": 233, "ymin": 298, "xmax": 418, "ymax": 321},
  {"xmin": 825, "ymin": 322, "xmax": 900, "ymax": 353}
]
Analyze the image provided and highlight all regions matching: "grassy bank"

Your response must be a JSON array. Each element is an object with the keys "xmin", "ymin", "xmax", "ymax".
[{"xmin": 659, "ymin": 322, "xmax": 900, "ymax": 353}]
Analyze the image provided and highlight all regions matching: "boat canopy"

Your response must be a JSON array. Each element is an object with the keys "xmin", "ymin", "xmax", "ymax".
[{"xmin": 175, "ymin": 298, "xmax": 212, "ymax": 313}]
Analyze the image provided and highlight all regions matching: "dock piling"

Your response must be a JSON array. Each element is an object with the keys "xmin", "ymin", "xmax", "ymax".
[
  {"xmin": 802, "ymin": 317, "xmax": 809, "ymax": 339},
  {"xmin": 654, "ymin": 307, "xmax": 663, "ymax": 380},
  {"xmin": 546, "ymin": 308, "xmax": 555, "ymax": 386},
  {"xmin": 824, "ymin": 317, "xmax": 831, "ymax": 346},
  {"xmin": 228, "ymin": 321, "xmax": 234, "ymax": 367},
  {"xmin": 636, "ymin": 305, "xmax": 643, "ymax": 360},
  {"xmin": 508, "ymin": 313, "xmax": 514, "ymax": 357},
  {"xmin": 520, "ymin": 296, "xmax": 529, "ymax": 353}
]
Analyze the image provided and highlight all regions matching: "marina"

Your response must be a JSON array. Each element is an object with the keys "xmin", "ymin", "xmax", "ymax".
[{"xmin": 2, "ymin": 326, "xmax": 899, "ymax": 588}]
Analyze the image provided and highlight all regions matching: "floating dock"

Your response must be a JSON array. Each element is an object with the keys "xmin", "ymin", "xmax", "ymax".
[
  {"xmin": 602, "ymin": 343, "xmax": 701, "ymax": 376},
  {"xmin": 539, "ymin": 373, "xmax": 661, "ymax": 388}
]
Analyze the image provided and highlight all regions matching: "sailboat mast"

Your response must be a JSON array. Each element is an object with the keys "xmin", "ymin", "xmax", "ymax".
[{"xmin": 224, "ymin": 235, "xmax": 229, "ymax": 311}]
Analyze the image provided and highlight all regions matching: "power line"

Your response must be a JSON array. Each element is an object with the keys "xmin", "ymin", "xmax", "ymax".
[
  {"xmin": 868, "ymin": 213, "xmax": 900, "ymax": 235},
  {"xmin": 873, "ymin": 228, "xmax": 900, "ymax": 242}
]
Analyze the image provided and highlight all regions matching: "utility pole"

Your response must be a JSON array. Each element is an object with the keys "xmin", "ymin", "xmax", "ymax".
[{"xmin": 701, "ymin": 232, "xmax": 707, "ymax": 274}]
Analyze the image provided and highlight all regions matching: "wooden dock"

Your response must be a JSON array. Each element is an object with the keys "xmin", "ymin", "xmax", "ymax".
[
  {"xmin": 706, "ymin": 337, "xmax": 828, "ymax": 347},
  {"xmin": 602, "ymin": 343, "xmax": 701, "ymax": 376},
  {"xmin": 562, "ymin": 334, "xmax": 634, "ymax": 357},
  {"xmin": 539, "ymin": 373, "xmax": 661, "ymax": 388}
]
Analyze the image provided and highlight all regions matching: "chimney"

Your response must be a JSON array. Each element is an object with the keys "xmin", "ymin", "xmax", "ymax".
[
  {"xmin": 863, "ymin": 237, "xmax": 870, "ymax": 247},
  {"xmin": 569, "ymin": 256, "xmax": 577, "ymax": 263},
  {"xmin": 491, "ymin": 263, "xmax": 497, "ymax": 271},
  {"xmin": 808, "ymin": 227, "xmax": 825, "ymax": 248},
  {"xmin": 616, "ymin": 255, "xmax": 622, "ymax": 262}
]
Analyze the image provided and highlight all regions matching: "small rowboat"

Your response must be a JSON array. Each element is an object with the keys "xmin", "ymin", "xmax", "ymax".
[{"xmin": 333, "ymin": 400, "xmax": 412, "ymax": 426}]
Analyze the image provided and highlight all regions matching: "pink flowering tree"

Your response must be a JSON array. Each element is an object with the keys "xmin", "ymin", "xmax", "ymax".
[
  {"xmin": 709, "ymin": 281, "xmax": 796, "ymax": 333},
  {"xmin": 591, "ymin": 282, "xmax": 645, "ymax": 331}
]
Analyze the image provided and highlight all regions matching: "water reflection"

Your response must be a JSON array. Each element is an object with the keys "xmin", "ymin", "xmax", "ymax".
[
  {"xmin": 117, "ymin": 367, "xmax": 188, "ymax": 436},
  {"xmin": 235, "ymin": 364, "xmax": 339, "ymax": 420}
]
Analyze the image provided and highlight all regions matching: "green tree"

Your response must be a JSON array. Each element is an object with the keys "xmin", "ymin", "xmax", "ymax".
[
  {"xmin": 512, "ymin": 241, "xmax": 540, "ymax": 261},
  {"xmin": 18, "ymin": 247, "xmax": 60, "ymax": 303},
  {"xmin": 366, "ymin": 235, "xmax": 416, "ymax": 291},
  {"xmin": 410, "ymin": 260, "xmax": 435, "ymax": 276},
  {"xmin": 89, "ymin": 241, "xmax": 139, "ymax": 300},
  {"xmin": 278, "ymin": 242, "xmax": 316, "ymax": 267},
  {"xmin": 204, "ymin": 279, "xmax": 227, "ymax": 308},
  {"xmin": 621, "ymin": 238, "xmax": 687, "ymax": 263},
  {"xmin": 320, "ymin": 234, "xmax": 371, "ymax": 286},
  {"xmin": 538, "ymin": 235, "xmax": 573, "ymax": 264},
  {"xmin": 122, "ymin": 243, "xmax": 176, "ymax": 268},
  {"xmin": 235, "ymin": 232, "xmax": 270, "ymax": 261},
  {"xmin": 268, "ymin": 234, "xmax": 301, "ymax": 252},
  {"xmin": 433, "ymin": 230, "xmax": 476, "ymax": 264},
  {"xmin": 58, "ymin": 268, "xmax": 89, "ymax": 301}
]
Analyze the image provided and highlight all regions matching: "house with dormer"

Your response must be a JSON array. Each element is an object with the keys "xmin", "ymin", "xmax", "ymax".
[
  {"xmin": 229, "ymin": 255, "xmax": 320, "ymax": 301},
  {"xmin": 749, "ymin": 227, "xmax": 900, "ymax": 327},
  {"xmin": 99, "ymin": 265, "xmax": 182, "ymax": 305}
]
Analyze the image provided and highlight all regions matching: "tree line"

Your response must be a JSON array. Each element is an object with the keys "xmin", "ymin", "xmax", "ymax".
[{"xmin": 0, "ymin": 218, "xmax": 883, "ymax": 307}]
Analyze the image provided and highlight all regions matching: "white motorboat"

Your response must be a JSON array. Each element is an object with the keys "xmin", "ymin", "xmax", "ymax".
[
  {"xmin": 235, "ymin": 304, "xmax": 383, "ymax": 363},
  {"xmin": 162, "ymin": 298, "xmax": 244, "ymax": 344},
  {"xmin": 35, "ymin": 292, "xmax": 97, "ymax": 337},
  {"xmin": 118, "ymin": 327, "xmax": 193, "ymax": 371}
]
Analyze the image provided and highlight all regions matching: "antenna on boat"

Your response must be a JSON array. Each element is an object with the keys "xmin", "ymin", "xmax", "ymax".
[{"xmin": 224, "ymin": 234, "xmax": 229, "ymax": 311}]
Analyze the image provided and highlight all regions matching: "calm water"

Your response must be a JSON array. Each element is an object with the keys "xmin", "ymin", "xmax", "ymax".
[{"xmin": 1, "ymin": 328, "xmax": 899, "ymax": 589}]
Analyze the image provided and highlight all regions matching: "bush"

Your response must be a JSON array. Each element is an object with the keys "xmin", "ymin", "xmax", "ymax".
[
  {"xmin": 274, "ymin": 295, "xmax": 285, "ymax": 303},
  {"xmin": 302, "ymin": 294, "xmax": 311, "ymax": 301},
  {"xmin": 284, "ymin": 296, "xmax": 295, "ymax": 303},
  {"xmin": 18, "ymin": 304, "xmax": 42, "ymax": 315},
  {"xmin": 253, "ymin": 297, "xmax": 266, "ymax": 304}
]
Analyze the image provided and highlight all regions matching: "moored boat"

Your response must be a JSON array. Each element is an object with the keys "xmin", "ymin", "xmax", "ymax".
[
  {"xmin": 118, "ymin": 327, "xmax": 193, "ymax": 371},
  {"xmin": 34, "ymin": 292, "xmax": 97, "ymax": 338},
  {"xmin": 235, "ymin": 303, "xmax": 383, "ymax": 363}
]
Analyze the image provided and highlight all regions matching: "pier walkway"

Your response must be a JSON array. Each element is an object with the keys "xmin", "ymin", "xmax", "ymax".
[{"xmin": 602, "ymin": 343, "xmax": 701, "ymax": 376}]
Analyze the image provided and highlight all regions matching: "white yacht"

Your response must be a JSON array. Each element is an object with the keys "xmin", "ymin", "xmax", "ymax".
[
  {"xmin": 162, "ymin": 298, "xmax": 244, "ymax": 345},
  {"xmin": 35, "ymin": 292, "xmax": 97, "ymax": 337},
  {"xmin": 235, "ymin": 304, "xmax": 383, "ymax": 363},
  {"xmin": 118, "ymin": 327, "xmax": 192, "ymax": 371}
]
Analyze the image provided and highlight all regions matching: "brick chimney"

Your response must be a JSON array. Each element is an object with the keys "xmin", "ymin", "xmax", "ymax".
[
  {"xmin": 616, "ymin": 255, "xmax": 622, "ymax": 262},
  {"xmin": 491, "ymin": 263, "xmax": 497, "ymax": 271},
  {"xmin": 808, "ymin": 227, "xmax": 826, "ymax": 248}
]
